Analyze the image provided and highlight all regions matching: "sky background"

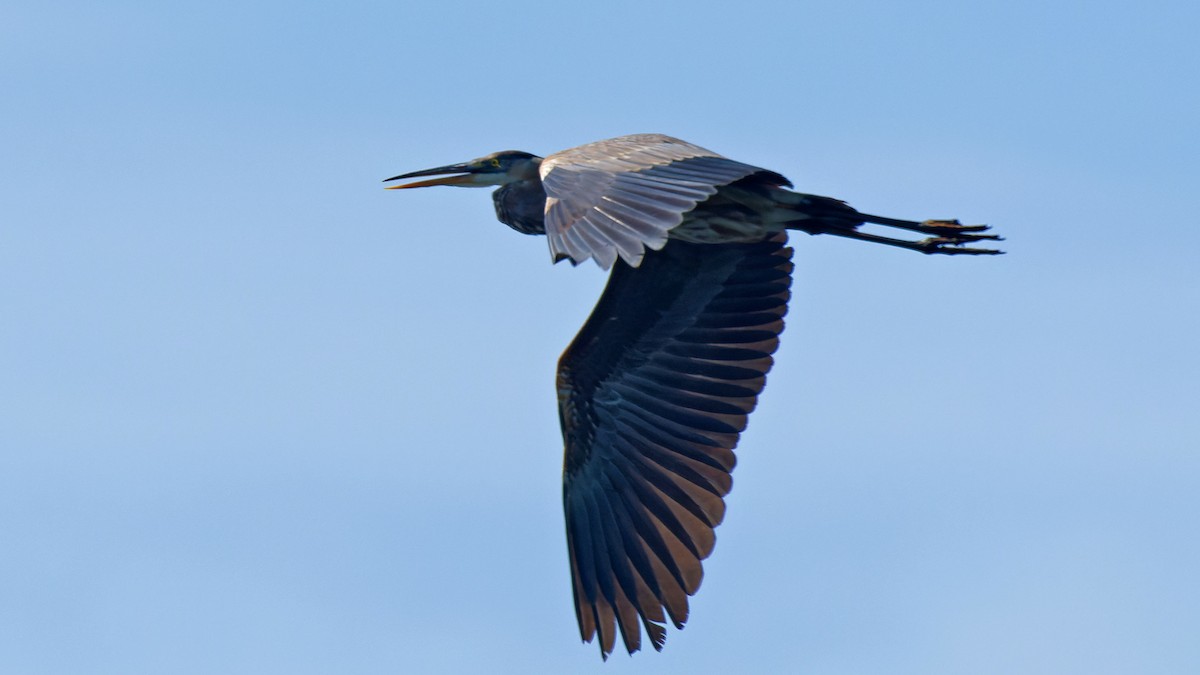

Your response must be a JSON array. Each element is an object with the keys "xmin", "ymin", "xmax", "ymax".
[{"xmin": 3, "ymin": 1, "xmax": 1198, "ymax": 673}]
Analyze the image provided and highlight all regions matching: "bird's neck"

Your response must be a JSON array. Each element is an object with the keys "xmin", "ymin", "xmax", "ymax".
[{"xmin": 493, "ymin": 179, "xmax": 547, "ymax": 236}]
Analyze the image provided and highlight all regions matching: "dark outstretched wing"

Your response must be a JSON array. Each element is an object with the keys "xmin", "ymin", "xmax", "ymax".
[
  {"xmin": 540, "ymin": 134, "xmax": 790, "ymax": 270},
  {"xmin": 556, "ymin": 234, "xmax": 793, "ymax": 658}
]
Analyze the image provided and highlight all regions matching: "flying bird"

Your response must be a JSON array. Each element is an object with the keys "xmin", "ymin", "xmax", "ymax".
[{"xmin": 384, "ymin": 134, "xmax": 1001, "ymax": 659}]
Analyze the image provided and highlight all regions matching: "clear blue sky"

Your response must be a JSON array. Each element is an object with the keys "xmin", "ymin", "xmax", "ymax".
[{"xmin": 3, "ymin": 1, "xmax": 1198, "ymax": 673}]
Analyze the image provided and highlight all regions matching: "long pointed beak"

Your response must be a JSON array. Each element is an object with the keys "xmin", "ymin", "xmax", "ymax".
[{"xmin": 383, "ymin": 163, "xmax": 480, "ymax": 189}]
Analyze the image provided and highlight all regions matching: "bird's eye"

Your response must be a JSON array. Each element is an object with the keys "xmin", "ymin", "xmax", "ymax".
[{"xmin": 490, "ymin": 158, "xmax": 502, "ymax": 168}]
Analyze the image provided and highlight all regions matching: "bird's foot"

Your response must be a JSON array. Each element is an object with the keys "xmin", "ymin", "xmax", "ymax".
[
  {"xmin": 914, "ymin": 219, "xmax": 992, "ymax": 236},
  {"xmin": 845, "ymin": 213, "xmax": 1005, "ymax": 255},
  {"xmin": 909, "ymin": 221, "xmax": 1004, "ymax": 255},
  {"xmin": 913, "ymin": 235, "xmax": 1005, "ymax": 255}
]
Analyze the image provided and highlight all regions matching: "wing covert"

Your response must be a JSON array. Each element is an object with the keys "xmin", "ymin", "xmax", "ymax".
[
  {"xmin": 541, "ymin": 134, "xmax": 786, "ymax": 270},
  {"xmin": 556, "ymin": 234, "xmax": 794, "ymax": 658}
]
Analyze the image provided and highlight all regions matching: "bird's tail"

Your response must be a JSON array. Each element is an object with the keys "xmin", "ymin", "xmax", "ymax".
[{"xmin": 777, "ymin": 192, "xmax": 1003, "ymax": 255}]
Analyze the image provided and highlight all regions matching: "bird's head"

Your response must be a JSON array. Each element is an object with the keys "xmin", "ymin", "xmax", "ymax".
[{"xmin": 383, "ymin": 150, "xmax": 542, "ymax": 190}]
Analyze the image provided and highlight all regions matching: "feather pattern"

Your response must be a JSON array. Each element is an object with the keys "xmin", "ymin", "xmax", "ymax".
[
  {"xmin": 557, "ymin": 233, "xmax": 793, "ymax": 657},
  {"xmin": 541, "ymin": 134, "xmax": 781, "ymax": 269}
]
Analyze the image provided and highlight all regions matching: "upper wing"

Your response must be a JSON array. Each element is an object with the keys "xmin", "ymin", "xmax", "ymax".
[
  {"xmin": 540, "ymin": 134, "xmax": 789, "ymax": 270},
  {"xmin": 556, "ymin": 234, "xmax": 793, "ymax": 658}
]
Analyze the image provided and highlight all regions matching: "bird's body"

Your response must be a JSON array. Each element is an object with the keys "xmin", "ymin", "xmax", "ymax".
[{"xmin": 385, "ymin": 134, "xmax": 1000, "ymax": 659}]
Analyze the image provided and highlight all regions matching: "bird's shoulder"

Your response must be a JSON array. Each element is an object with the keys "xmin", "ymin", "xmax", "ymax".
[{"xmin": 541, "ymin": 134, "xmax": 728, "ymax": 177}]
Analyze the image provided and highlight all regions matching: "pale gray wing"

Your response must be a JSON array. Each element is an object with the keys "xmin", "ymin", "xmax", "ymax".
[{"xmin": 540, "ymin": 134, "xmax": 780, "ymax": 270}]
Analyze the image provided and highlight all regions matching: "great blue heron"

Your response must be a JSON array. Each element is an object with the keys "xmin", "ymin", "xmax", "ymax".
[{"xmin": 384, "ymin": 134, "xmax": 1001, "ymax": 659}]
